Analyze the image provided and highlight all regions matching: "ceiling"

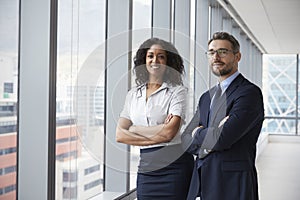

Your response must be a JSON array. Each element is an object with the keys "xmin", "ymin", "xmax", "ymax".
[{"xmin": 225, "ymin": 0, "xmax": 300, "ymax": 54}]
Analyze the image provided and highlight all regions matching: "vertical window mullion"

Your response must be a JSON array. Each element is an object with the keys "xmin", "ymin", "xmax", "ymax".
[
  {"xmin": 48, "ymin": 0, "xmax": 58, "ymax": 199},
  {"xmin": 296, "ymin": 54, "xmax": 299, "ymax": 135}
]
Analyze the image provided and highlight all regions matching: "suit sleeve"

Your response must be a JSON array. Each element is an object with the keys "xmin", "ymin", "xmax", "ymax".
[
  {"xmin": 194, "ymin": 84, "xmax": 264, "ymax": 152},
  {"xmin": 181, "ymin": 103, "xmax": 203, "ymax": 154}
]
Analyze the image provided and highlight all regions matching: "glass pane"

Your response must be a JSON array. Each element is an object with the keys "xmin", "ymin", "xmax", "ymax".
[
  {"xmin": 132, "ymin": 0, "xmax": 152, "ymax": 50},
  {"xmin": 188, "ymin": 0, "xmax": 196, "ymax": 119},
  {"xmin": 0, "ymin": 0, "xmax": 19, "ymax": 199},
  {"xmin": 263, "ymin": 55, "xmax": 297, "ymax": 117},
  {"xmin": 263, "ymin": 118, "xmax": 296, "ymax": 135},
  {"xmin": 130, "ymin": 0, "xmax": 152, "ymax": 190},
  {"xmin": 262, "ymin": 54, "xmax": 298, "ymax": 135},
  {"xmin": 56, "ymin": 0, "xmax": 106, "ymax": 199},
  {"xmin": 298, "ymin": 55, "xmax": 300, "ymax": 129}
]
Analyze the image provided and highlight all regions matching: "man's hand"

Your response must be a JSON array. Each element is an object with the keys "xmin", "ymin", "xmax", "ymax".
[{"xmin": 192, "ymin": 126, "xmax": 203, "ymax": 137}]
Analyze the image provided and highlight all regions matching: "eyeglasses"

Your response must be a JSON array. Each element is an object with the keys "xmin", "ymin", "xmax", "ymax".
[{"xmin": 205, "ymin": 49, "xmax": 235, "ymax": 58}]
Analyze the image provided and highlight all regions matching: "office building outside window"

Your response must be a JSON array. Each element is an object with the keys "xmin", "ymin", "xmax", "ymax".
[
  {"xmin": 0, "ymin": 0, "xmax": 19, "ymax": 199},
  {"xmin": 56, "ymin": 0, "xmax": 106, "ymax": 199},
  {"xmin": 262, "ymin": 54, "xmax": 298, "ymax": 135}
]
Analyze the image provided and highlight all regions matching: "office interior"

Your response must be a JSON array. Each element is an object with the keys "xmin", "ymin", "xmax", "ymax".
[{"xmin": 0, "ymin": 0, "xmax": 300, "ymax": 199}]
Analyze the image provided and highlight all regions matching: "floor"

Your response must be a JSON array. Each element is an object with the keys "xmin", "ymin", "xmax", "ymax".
[{"xmin": 256, "ymin": 135, "xmax": 300, "ymax": 200}]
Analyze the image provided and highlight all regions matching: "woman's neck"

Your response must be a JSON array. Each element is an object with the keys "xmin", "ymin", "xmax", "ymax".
[{"xmin": 146, "ymin": 82, "xmax": 162, "ymax": 90}]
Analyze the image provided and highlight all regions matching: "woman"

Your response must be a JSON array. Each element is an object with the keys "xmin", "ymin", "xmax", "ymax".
[{"xmin": 116, "ymin": 38, "xmax": 194, "ymax": 200}]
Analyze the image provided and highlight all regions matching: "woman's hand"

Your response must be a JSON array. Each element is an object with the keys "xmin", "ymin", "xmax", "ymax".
[{"xmin": 164, "ymin": 114, "xmax": 173, "ymax": 124}]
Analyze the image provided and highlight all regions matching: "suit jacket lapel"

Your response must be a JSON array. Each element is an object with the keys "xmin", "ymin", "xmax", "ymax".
[
  {"xmin": 209, "ymin": 74, "xmax": 245, "ymax": 124},
  {"xmin": 224, "ymin": 74, "xmax": 244, "ymax": 98}
]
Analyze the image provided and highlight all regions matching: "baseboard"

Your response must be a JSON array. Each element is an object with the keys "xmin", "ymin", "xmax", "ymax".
[{"xmin": 268, "ymin": 134, "xmax": 300, "ymax": 143}]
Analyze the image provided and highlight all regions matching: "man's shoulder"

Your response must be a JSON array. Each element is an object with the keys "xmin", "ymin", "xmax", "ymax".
[
  {"xmin": 242, "ymin": 77, "xmax": 261, "ymax": 89},
  {"xmin": 234, "ymin": 78, "xmax": 263, "ymax": 99},
  {"xmin": 235, "ymin": 74, "xmax": 261, "ymax": 89}
]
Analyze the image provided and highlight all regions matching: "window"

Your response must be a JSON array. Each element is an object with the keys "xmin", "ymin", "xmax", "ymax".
[
  {"xmin": 84, "ymin": 164, "xmax": 100, "ymax": 176},
  {"xmin": 63, "ymin": 171, "xmax": 78, "ymax": 182},
  {"xmin": 262, "ymin": 54, "xmax": 298, "ymax": 134},
  {"xmin": 130, "ymin": 0, "xmax": 152, "ymax": 190},
  {"xmin": 63, "ymin": 187, "xmax": 77, "ymax": 199},
  {"xmin": 84, "ymin": 179, "xmax": 102, "ymax": 191},
  {"xmin": 56, "ymin": 0, "xmax": 106, "ymax": 198},
  {"xmin": 4, "ymin": 82, "xmax": 13, "ymax": 94},
  {"xmin": 0, "ymin": 0, "xmax": 19, "ymax": 199}
]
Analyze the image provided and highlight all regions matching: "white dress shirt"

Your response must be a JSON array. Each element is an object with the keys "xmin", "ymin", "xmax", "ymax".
[{"xmin": 120, "ymin": 82, "xmax": 188, "ymax": 149}]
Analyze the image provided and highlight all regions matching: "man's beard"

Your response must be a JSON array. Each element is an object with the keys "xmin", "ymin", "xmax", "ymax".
[{"xmin": 211, "ymin": 61, "xmax": 235, "ymax": 77}]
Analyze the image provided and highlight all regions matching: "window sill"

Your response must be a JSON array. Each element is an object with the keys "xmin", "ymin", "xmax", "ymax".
[{"xmin": 89, "ymin": 191, "xmax": 124, "ymax": 200}]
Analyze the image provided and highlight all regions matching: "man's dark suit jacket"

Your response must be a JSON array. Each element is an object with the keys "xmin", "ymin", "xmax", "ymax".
[{"xmin": 182, "ymin": 74, "xmax": 264, "ymax": 200}]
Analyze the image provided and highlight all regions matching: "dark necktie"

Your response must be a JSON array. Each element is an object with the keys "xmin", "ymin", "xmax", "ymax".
[
  {"xmin": 198, "ymin": 84, "xmax": 222, "ymax": 159},
  {"xmin": 211, "ymin": 84, "xmax": 222, "ymax": 112},
  {"xmin": 208, "ymin": 84, "xmax": 222, "ymax": 124}
]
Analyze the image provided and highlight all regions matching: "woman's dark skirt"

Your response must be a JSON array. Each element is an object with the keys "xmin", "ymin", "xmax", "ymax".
[{"xmin": 136, "ymin": 144, "xmax": 194, "ymax": 200}]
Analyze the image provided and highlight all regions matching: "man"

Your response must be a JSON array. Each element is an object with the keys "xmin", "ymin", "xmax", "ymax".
[{"xmin": 181, "ymin": 31, "xmax": 264, "ymax": 200}]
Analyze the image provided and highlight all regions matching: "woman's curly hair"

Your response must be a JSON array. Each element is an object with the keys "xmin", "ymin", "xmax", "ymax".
[{"xmin": 133, "ymin": 38, "xmax": 184, "ymax": 86}]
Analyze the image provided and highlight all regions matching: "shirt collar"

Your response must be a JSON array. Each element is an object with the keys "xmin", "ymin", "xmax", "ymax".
[
  {"xmin": 136, "ymin": 82, "xmax": 169, "ymax": 98},
  {"xmin": 219, "ymin": 71, "xmax": 240, "ymax": 93}
]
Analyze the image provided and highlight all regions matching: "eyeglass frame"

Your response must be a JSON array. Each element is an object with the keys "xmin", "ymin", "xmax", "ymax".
[{"xmin": 205, "ymin": 48, "xmax": 237, "ymax": 58}]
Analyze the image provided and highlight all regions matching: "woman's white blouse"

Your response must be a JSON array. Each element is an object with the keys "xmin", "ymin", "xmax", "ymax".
[{"xmin": 120, "ymin": 82, "xmax": 188, "ymax": 148}]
